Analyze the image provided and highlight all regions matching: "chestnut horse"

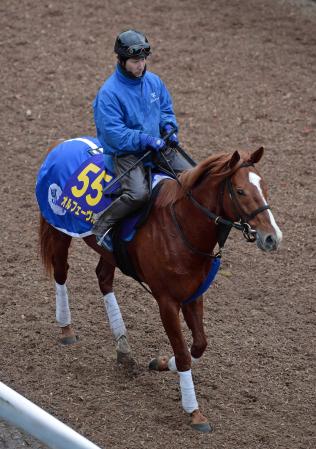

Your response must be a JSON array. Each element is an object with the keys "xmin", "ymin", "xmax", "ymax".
[{"xmin": 38, "ymin": 146, "xmax": 282, "ymax": 432}]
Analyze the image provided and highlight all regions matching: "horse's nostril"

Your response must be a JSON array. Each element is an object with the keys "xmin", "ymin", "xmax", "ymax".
[{"xmin": 265, "ymin": 234, "xmax": 276, "ymax": 249}]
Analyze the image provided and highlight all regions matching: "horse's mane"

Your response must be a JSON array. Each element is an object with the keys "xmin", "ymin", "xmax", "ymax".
[{"xmin": 156, "ymin": 151, "xmax": 247, "ymax": 208}]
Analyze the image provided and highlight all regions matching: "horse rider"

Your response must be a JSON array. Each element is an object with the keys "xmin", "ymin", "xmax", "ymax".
[{"xmin": 92, "ymin": 29, "xmax": 193, "ymax": 251}]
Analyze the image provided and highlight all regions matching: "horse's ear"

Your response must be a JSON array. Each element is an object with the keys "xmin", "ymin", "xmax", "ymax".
[
  {"xmin": 229, "ymin": 151, "xmax": 241, "ymax": 169},
  {"xmin": 250, "ymin": 146, "xmax": 264, "ymax": 164}
]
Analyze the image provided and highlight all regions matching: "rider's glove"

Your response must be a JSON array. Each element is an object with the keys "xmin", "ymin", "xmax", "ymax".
[
  {"xmin": 140, "ymin": 133, "xmax": 166, "ymax": 152},
  {"xmin": 163, "ymin": 123, "xmax": 179, "ymax": 147}
]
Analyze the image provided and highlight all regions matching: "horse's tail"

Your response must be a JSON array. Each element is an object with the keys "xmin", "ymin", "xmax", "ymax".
[
  {"xmin": 38, "ymin": 141, "xmax": 64, "ymax": 277},
  {"xmin": 39, "ymin": 215, "xmax": 54, "ymax": 277}
]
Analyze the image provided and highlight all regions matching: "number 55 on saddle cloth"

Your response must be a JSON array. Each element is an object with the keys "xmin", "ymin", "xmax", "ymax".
[
  {"xmin": 36, "ymin": 136, "xmax": 170, "ymax": 239},
  {"xmin": 36, "ymin": 137, "xmax": 117, "ymax": 237}
]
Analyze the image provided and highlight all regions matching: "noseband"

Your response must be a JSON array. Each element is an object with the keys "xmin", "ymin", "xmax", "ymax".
[{"xmin": 170, "ymin": 161, "xmax": 271, "ymax": 258}]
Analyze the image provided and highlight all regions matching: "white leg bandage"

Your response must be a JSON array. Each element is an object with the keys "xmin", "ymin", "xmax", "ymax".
[
  {"xmin": 179, "ymin": 369, "xmax": 199, "ymax": 414},
  {"xmin": 104, "ymin": 292, "xmax": 126, "ymax": 341},
  {"xmin": 168, "ymin": 356, "xmax": 178, "ymax": 373},
  {"xmin": 168, "ymin": 354, "xmax": 199, "ymax": 373},
  {"xmin": 55, "ymin": 282, "xmax": 71, "ymax": 327}
]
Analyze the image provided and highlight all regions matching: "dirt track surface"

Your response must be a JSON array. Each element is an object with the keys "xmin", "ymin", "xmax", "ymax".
[{"xmin": 0, "ymin": 0, "xmax": 315, "ymax": 448}]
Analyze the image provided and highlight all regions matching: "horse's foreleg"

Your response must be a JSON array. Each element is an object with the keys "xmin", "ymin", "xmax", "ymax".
[
  {"xmin": 151, "ymin": 296, "xmax": 207, "ymax": 371},
  {"xmin": 157, "ymin": 297, "xmax": 211, "ymax": 431},
  {"xmin": 51, "ymin": 230, "xmax": 77, "ymax": 344},
  {"xmin": 181, "ymin": 296, "xmax": 207, "ymax": 361}
]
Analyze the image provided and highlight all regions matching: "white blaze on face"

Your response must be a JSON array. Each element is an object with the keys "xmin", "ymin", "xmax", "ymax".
[{"xmin": 249, "ymin": 172, "xmax": 283, "ymax": 242}]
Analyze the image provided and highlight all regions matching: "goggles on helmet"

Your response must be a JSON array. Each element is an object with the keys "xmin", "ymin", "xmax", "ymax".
[{"xmin": 126, "ymin": 44, "xmax": 151, "ymax": 57}]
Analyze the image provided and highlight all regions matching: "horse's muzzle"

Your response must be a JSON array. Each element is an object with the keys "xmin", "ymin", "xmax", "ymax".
[{"xmin": 256, "ymin": 231, "xmax": 281, "ymax": 252}]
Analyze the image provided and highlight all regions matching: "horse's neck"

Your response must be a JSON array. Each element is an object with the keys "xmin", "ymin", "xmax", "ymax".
[{"xmin": 176, "ymin": 180, "xmax": 221, "ymax": 254}]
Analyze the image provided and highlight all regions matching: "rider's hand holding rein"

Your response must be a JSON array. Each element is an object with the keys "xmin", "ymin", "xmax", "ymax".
[
  {"xmin": 140, "ymin": 134, "xmax": 166, "ymax": 152},
  {"xmin": 163, "ymin": 123, "xmax": 179, "ymax": 147}
]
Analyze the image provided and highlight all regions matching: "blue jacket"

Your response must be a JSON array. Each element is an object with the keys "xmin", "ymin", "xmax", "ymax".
[{"xmin": 93, "ymin": 64, "xmax": 178, "ymax": 157}]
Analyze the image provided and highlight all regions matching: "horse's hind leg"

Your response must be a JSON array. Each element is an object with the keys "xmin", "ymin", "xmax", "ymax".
[
  {"xmin": 95, "ymin": 257, "xmax": 137, "ymax": 372},
  {"xmin": 51, "ymin": 229, "xmax": 77, "ymax": 345}
]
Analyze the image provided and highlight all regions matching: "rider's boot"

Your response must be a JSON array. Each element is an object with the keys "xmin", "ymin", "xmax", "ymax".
[{"xmin": 92, "ymin": 194, "xmax": 142, "ymax": 252}]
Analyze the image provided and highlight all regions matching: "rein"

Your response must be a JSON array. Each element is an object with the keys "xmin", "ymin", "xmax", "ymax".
[{"xmin": 170, "ymin": 162, "xmax": 271, "ymax": 258}]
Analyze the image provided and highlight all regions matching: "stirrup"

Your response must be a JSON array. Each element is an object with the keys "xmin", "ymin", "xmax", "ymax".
[{"xmin": 96, "ymin": 227, "xmax": 113, "ymax": 252}]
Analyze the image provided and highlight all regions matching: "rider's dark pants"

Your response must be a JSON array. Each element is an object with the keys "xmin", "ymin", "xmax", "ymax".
[{"xmin": 92, "ymin": 148, "xmax": 193, "ymax": 237}]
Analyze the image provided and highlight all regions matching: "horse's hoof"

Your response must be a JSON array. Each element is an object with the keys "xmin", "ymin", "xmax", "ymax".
[
  {"xmin": 126, "ymin": 358, "xmax": 139, "ymax": 377},
  {"xmin": 59, "ymin": 335, "xmax": 79, "ymax": 345},
  {"xmin": 190, "ymin": 410, "xmax": 213, "ymax": 433},
  {"xmin": 149, "ymin": 355, "xmax": 169, "ymax": 371},
  {"xmin": 191, "ymin": 422, "xmax": 213, "ymax": 433},
  {"xmin": 117, "ymin": 352, "xmax": 139, "ymax": 376},
  {"xmin": 117, "ymin": 350, "xmax": 132, "ymax": 365},
  {"xmin": 116, "ymin": 335, "xmax": 131, "ymax": 354}
]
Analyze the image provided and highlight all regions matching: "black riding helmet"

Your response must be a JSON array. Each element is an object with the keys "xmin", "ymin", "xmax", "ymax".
[{"xmin": 114, "ymin": 29, "xmax": 151, "ymax": 59}]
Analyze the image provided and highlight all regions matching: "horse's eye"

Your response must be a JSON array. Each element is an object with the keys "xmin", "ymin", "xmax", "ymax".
[{"xmin": 236, "ymin": 188, "xmax": 245, "ymax": 196}]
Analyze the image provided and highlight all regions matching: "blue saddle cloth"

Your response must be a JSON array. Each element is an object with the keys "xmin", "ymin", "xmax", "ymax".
[{"xmin": 35, "ymin": 137, "xmax": 169, "ymax": 239}]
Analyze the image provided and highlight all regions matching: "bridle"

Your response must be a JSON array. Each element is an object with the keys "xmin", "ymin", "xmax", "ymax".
[
  {"xmin": 170, "ymin": 161, "xmax": 271, "ymax": 258},
  {"xmin": 224, "ymin": 162, "xmax": 271, "ymax": 242}
]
